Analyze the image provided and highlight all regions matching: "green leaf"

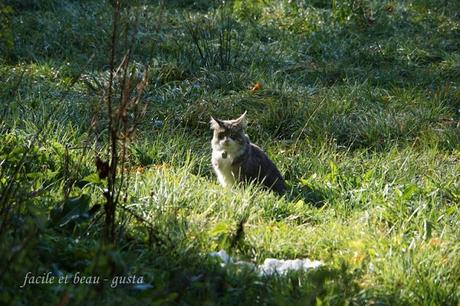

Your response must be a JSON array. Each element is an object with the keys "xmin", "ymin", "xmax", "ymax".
[
  {"xmin": 402, "ymin": 184, "xmax": 418, "ymax": 201},
  {"xmin": 50, "ymin": 194, "xmax": 91, "ymax": 228},
  {"xmin": 300, "ymin": 178, "xmax": 309, "ymax": 186},
  {"xmin": 81, "ymin": 172, "xmax": 102, "ymax": 185},
  {"xmin": 75, "ymin": 173, "xmax": 103, "ymax": 188},
  {"xmin": 209, "ymin": 222, "xmax": 230, "ymax": 237}
]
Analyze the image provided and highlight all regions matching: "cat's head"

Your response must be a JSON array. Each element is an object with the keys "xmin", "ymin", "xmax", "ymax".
[{"xmin": 210, "ymin": 112, "xmax": 248, "ymax": 152}]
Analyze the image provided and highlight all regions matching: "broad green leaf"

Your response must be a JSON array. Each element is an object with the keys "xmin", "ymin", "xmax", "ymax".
[
  {"xmin": 50, "ymin": 194, "xmax": 91, "ymax": 228},
  {"xmin": 81, "ymin": 172, "xmax": 102, "ymax": 185}
]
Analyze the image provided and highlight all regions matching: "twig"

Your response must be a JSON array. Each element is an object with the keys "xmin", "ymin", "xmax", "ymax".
[{"xmin": 104, "ymin": 0, "xmax": 120, "ymax": 242}]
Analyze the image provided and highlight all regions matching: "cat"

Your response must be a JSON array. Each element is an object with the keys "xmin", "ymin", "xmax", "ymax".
[{"xmin": 210, "ymin": 112, "xmax": 285, "ymax": 194}]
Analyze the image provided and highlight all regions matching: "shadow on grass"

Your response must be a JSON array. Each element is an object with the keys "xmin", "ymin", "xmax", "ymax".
[
  {"xmin": 54, "ymin": 242, "xmax": 363, "ymax": 305},
  {"xmin": 287, "ymin": 184, "xmax": 328, "ymax": 208},
  {"xmin": 0, "ymin": 212, "xmax": 359, "ymax": 305}
]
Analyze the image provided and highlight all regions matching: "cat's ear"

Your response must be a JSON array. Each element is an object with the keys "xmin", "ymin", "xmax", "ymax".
[
  {"xmin": 234, "ymin": 111, "xmax": 247, "ymax": 128},
  {"xmin": 210, "ymin": 116, "xmax": 224, "ymax": 130}
]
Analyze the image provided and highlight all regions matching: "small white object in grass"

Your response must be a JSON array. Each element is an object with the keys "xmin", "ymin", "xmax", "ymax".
[
  {"xmin": 208, "ymin": 250, "xmax": 323, "ymax": 276},
  {"xmin": 259, "ymin": 258, "xmax": 323, "ymax": 276},
  {"xmin": 152, "ymin": 120, "xmax": 163, "ymax": 128},
  {"xmin": 209, "ymin": 250, "xmax": 231, "ymax": 265}
]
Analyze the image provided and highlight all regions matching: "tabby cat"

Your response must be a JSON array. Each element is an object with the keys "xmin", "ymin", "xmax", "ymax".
[{"xmin": 210, "ymin": 112, "xmax": 285, "ymax": 194}]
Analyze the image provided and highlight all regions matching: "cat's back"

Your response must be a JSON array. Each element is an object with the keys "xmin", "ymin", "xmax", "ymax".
[{"xmin": 238, "ymin": 142, "xmax": 285, "ymax": 194}]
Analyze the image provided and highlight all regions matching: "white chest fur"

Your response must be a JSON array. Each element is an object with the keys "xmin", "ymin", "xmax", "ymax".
[{"xmin": 212, "ymin": 149, "xmax": 236, "ymax": 187}]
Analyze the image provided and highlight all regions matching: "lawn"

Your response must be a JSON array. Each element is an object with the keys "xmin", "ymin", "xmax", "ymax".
[{"xmin": 0, "ymin": 0, "xmax": 459, "ymax": 305}]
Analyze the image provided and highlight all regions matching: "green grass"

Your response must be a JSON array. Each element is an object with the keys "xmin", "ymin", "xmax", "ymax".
[{"xmin": 0, "ymin": 0, "xmax": 459, "ymax": 305}]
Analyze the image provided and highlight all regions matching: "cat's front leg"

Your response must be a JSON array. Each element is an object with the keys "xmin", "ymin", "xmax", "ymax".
[{"xmin": 212, "ymin": 158, "xmax": 235, "ymax": 188}]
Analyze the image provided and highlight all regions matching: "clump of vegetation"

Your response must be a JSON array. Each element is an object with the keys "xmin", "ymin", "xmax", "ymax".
[{"xmin": 0, "ymin": 0, "xmax": 459, "ymax": 305}]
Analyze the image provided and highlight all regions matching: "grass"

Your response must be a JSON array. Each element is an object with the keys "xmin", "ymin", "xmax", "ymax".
[{"xmin": 0, "ymin": 0, "xmax": 459, "ymax": 305}]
